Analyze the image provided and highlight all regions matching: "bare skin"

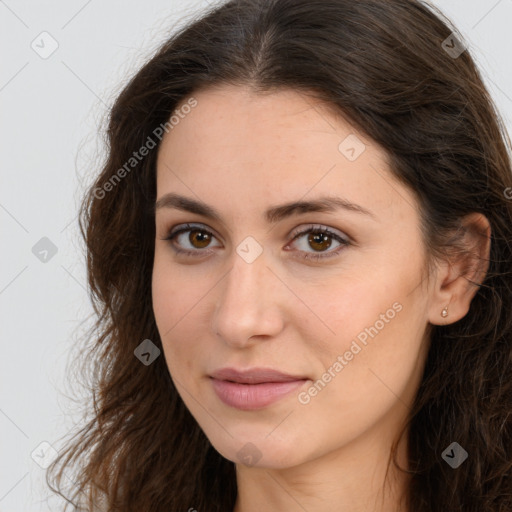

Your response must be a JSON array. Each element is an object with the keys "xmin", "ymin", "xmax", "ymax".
[{"xmin": 151, "ymin": 84, "xmax": 491, "ymax": 512}]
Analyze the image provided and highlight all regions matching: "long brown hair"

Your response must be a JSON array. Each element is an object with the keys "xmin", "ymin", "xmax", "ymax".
[{"xmin": 47, "ymin": 0, "xmax": 512, "ymax": 510}]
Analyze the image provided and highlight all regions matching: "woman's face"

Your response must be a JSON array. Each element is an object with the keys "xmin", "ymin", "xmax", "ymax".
[{"xmin": 152, "ymin": 84, "xmax": 433, "ymax": 469}]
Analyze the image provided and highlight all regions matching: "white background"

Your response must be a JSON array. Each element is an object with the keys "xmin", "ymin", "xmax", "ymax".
[{"xmin": 1, "ymin": 0, "xmax": 511, "ymax": 509}]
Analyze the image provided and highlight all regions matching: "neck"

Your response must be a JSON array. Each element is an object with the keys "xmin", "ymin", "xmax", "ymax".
[{"xmin": 233, "ymin": 410, "xmax": 411, "ymax": 512}]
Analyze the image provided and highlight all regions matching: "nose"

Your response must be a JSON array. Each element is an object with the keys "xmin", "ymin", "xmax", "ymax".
[{"xmin": 212, "ymin": 248, "xmax": 286, "ymax": 349}]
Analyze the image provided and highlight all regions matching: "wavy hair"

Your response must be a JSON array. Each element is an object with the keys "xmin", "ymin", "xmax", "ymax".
[{"xmin": 47, "ymin": 0, "xmax": 512, "ymax": 510}]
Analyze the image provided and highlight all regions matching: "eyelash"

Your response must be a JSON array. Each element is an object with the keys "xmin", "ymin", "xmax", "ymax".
[{"xmin": 163, "ymin": 223, "xmax": 351, "ymax": 261}]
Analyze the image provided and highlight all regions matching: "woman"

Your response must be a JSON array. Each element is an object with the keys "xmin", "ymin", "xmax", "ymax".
[{"xmin": 47, "ymin": 0, "xmax": 512, "ymax": 510}]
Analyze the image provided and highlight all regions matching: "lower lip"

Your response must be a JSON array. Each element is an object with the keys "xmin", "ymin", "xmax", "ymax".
[{"xmin": 210, "ymin": 378, "xmax": 308, "ymax": 410}]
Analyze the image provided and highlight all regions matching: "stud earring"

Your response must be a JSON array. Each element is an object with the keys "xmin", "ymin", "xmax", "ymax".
[{"xmin": 441, "ymin": 306, "xmax": 449, "ymax": 318}]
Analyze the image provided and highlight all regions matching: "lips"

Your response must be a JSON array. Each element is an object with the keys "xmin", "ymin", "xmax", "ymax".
[
  {"xmin": 209, "ymin": 367, "xmax": 307, "ymax": 384},
  {"xmin": 209, "ymin": 367, "xmax": 309, "ymax": 410}
]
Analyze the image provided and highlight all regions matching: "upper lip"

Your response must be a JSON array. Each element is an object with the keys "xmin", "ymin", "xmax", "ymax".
[{"xmin": 210, "ymin": 367, "xmax": 308, "ymax": 384}]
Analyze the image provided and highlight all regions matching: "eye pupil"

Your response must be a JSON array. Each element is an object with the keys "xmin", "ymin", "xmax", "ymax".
[
  {"xmin": 308, "ymin": 232, "xmax": 332, "ymax": 251},
  {"xmin": 190, "ymin": 229, "xmax": 211, "ymax": 248}
]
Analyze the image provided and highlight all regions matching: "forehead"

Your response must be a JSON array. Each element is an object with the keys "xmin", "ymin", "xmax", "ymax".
[
  {"xmin": 163, "ymin": 85, "xmax": 364, "ymax": 152},
  {"xmin": 155, "ymin": 85, "xmax": 415, "ymax": 224}
]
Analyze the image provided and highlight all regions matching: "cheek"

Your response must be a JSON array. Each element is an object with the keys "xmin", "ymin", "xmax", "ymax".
[
  {"xmin": 152, "ymin": 256, "xmax": 227, "ymax": 388},
  {"xmin": 300, "ymin": 259, "xmax": 424, "ymax": 379},
  {"xmin": 151, "ymin": 258, "xmax": 200, "ymax": 375},
  {"xmin": 295, "ymin": 275, "xmax": 389, "ymax": 353},
  {"xmin": 151, "ymin": 251, "xmax": 201, "ymax": 334},
  {"xmin": 294, "ymin": 290, "xmax": 424, "ymax": 446}
]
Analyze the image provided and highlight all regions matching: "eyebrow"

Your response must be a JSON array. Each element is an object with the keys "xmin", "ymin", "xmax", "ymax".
[{"xmin": 153, "ymin": 192, "xmax": 376, "ymax": 223}]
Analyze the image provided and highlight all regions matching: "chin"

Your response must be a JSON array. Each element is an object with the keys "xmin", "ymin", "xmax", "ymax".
[{"xmin": 208, "ymin": 431, "xmax": 308, "ymax": 469}]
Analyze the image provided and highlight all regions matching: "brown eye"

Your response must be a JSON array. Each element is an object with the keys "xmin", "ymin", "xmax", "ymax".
[
  {"xmin": 288, "ymin": 225, "xmax": 350, "ymax": 261},
  {"xmin": 164, "ymin": 223, "xmax": 350, "ymax": 261},
  {"xmin": 188, "ymin": 229, "xmax": 212, "ymax": 249},
  {"xmin": 164, "ymin": 224, "xmax": 220, "ymax": 256},
  {"xmin": 307, "ymin": 232, "xmax": 333, "ymax": 252}
]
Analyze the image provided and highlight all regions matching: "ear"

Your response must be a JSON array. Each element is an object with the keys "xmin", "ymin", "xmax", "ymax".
[{"xmin": 427, "ymin": 212, "xmax": 492, "ymax": 326}]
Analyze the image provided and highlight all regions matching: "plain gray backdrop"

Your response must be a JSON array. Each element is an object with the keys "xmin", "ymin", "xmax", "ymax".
[{"xmin": 1, "ymin": 0, "xmax": 511, "ymax": 509}]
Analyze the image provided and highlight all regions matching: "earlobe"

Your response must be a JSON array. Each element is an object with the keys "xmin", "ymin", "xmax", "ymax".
[{"xmin": 428, "ymin": 213, "xmax": 492, "ymax": 326}]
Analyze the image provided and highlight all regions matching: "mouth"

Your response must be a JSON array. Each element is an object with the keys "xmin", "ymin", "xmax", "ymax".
[{"xmin": 209, "ymin": 367, "xmax": 309, "ymax": 410}]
